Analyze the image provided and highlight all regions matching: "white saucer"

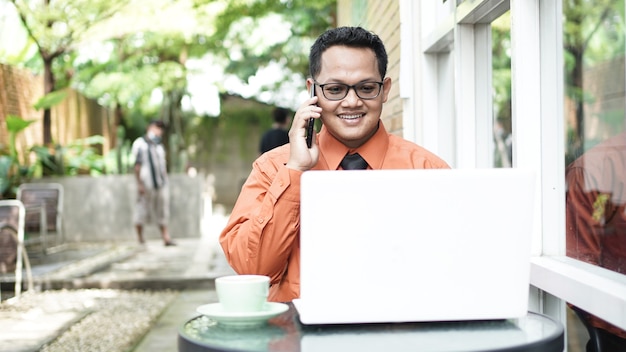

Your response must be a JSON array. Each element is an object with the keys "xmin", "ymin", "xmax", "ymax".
[{"xmin": 196, "ymin": 302, "xmax": 289, "ymax": 327}]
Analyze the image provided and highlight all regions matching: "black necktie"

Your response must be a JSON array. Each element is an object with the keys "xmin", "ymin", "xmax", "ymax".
[{"xmin": 340, "ymin": 153, "xmax": 368, "ymax": 170}]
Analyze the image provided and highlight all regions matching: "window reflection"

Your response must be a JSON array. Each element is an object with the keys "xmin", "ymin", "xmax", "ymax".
[
  {"xmin": 563, "ymin": 0, "xmax": 626, "ymax": 348},
  {"xmin": 492, "ymin": 11, "xmax": 512, "ymax": 168}
]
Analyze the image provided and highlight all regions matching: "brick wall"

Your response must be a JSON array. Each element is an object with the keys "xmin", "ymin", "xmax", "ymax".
[
  {"xmin": 0, "ymin": 64, "xmax": 113, "ymax": 159},
  {"xmin": 583, "ymin": 56, "xmax": 625, "ymax": 141},
  {"xmin": 0, "ymin": 64, "xmax": 44, "ymax": 159},
  {"xmin": 337, "ymin": 0, "xmax": 403, "ymax": 136},
  {"xmin": 51, "ymin": 89, "xmax": 114, "ymax": 154}
]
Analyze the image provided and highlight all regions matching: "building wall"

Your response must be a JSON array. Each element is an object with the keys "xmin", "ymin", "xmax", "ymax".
[
  {"xmin": 28, "ymin": 174, "xmax": 203, "ymax": 242},
  {"xmin": 184, "ymin": 94, "xmax": 279, "ymax": 211},
  {"xmin": 337, "ymin": 0, "xmax": 403, "ymax": 136}
]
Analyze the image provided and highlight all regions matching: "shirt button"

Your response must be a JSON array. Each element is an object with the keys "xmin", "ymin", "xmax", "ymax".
[{"xmin": 257, "ymin": 217, "xmax": 264, "ymax": 224}]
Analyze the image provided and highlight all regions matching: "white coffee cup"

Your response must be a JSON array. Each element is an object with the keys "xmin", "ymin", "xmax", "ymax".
[{"xmin": 215, "ymin": 275, "xmax": 270, "ymax": 313}]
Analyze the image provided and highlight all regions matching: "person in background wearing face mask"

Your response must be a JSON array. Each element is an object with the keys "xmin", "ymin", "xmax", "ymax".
[{"xmin": 131, "ymin": 120, "xmax": 176, "ymax": 246}]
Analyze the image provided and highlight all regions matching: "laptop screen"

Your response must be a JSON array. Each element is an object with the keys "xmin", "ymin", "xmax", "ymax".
[{"xmin": 296, "ymin": 168, "xmax": 536, "ymax": 324}]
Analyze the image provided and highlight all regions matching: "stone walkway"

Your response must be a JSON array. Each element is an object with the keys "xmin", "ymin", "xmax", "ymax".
[
  {"xmin": 2, "ymin": 289, "xmax": 178, "ymax": 352},
  {"xmin": 0, "ymin": 211, "xmax": 234, "ymax": 352}
]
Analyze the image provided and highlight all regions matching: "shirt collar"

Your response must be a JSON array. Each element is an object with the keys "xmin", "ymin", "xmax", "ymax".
[{"xmin": 318, "ymin": 121, "xmax": 389, "ymax": 170}]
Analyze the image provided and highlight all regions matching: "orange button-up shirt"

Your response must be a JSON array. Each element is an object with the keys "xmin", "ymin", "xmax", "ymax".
[{"xmin": 219, "ymin": 123, "xmax": 450, "ymax": 302}]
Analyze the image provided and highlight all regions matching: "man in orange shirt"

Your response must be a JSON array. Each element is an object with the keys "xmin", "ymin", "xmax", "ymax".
[{"xmin": 220, "ymin": 26, "xmax": 450, "ymax": 302}]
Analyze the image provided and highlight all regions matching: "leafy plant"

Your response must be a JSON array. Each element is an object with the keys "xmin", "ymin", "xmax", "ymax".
[
  {"xmin": 0, "ymin": 115, "xmax": 37, "ymax": 198},
  {"xmin": 60, "ymin": 135, "xmax": 106, "ymax": 176},
  {"xmin": 33, "ymin": 90, "xmax": 68, "ymax": 111},
  {"xmin": 1, "ymin": 111, "xmax": 106, "ymax": 198}
]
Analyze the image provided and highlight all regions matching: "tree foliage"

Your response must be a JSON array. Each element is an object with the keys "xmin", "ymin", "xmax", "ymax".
[
  {"xmin": 563, "ymin": 0, "xmax": 625, "ymax": 160},
  {"xmin": 8, "ymin": 0, "xmax": 128, "ymax": 144},
  {"xmin": 5, "ymin": 0, "xmax": 336, "ymax": 116},
  {"xmin": 9, "ymin": 0, "xmax": 126, "ymax": 59},
  {"xmin": 195, "ymin": 0, "xmax": 336, "ymax": 82},
  {"xmin": 2, "ymin": 0, "xmax": 337, "ymax": 176}
]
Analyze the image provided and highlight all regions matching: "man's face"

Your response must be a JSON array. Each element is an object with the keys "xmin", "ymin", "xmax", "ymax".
[
  {"xmin": 148, "ymin": 124, "xmax": 164, "ymax": 138},
  {"xmin": 313, "ymin": 45, "xmax": 391, "ymax": 149}
]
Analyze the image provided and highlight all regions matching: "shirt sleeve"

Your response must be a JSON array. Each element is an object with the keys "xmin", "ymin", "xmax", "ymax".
[
  {"xmin": 131, "ymin": 138, "xmax": 143, "ymax": 165},
  {"xmin": 219, "ymin": 156, "xmax": 302, "ymax": 285}
]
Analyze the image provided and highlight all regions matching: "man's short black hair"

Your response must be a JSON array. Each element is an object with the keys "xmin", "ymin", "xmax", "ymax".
[
  {"xmin": 273, "ymin": 107, "xmax": 289, "ymax": 124},
  {"xmin": 309, "ymin": 26, "xmax": 388, "ymax": 80},
  {"xmin": 149, "ymin": 120, "xmax": 166, "ymax": 129}
]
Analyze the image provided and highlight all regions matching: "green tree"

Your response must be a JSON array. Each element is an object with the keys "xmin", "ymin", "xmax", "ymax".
[
  {"xmin": 563, "ymin": 0, "xmax": 625, "ymax": 159},
  {"xmin": 8, "ymin": 0, "xmax": 126, "ymax": 145},
  {"xmin": 73, "ymin": 0, "xmax": 336, "ymax": 169},
  {"xmin": 491, "ymin": 12, "xmax": 512, "ymax": 168},
  {"xmin": 196, "ymin": 0, "xmax": 336, "ymax": 82},
  {"xmin": 4, "ymin": 0, "xmax": 337, "ymax": 176}
]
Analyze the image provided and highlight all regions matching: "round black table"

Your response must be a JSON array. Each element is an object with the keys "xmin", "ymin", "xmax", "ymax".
[{"xmin": 178, "ymin": 304, "xmax": 564, "ymax": 352}]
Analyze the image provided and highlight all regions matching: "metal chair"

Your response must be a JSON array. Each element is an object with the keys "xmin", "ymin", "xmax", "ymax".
[
  {"xmin": 17, "ymin": 182, "xmax": 65, "ymax": 254},
  {"xmin": 0, "ymin": 199, "xmax": 33, "ymax": 301},
  {"xmin": 572, "ymin": 306, "xmax": 604, "ymax": 352}
]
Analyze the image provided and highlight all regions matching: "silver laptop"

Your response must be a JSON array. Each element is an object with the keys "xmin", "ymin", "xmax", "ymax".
[{"xmin": 293, "ymin": 168, "xmax": 536, "ymax": 325}]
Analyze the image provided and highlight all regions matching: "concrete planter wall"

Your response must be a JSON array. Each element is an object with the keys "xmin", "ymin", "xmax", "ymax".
[{"xmin": 29, "ymin": 174, "xmax": 204, "ymax": 242}]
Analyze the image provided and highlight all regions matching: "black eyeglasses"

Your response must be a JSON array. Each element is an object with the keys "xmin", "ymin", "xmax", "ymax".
[{"xmin": 314, "ymin": 81, "xmax": 384, "ymax": 101}]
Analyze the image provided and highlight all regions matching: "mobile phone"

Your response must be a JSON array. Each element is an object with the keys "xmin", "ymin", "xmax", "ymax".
[{"xmin": 306, "ymin": 85, "xmax": 316, "ymax": 148}]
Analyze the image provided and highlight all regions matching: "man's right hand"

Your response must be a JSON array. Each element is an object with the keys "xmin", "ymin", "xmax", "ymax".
[
  {"xmin": 286, "ymin": 94, "xmax": 322, "ymax": 171},
  {"xmin": 137, "ymin": 182, "xmax": 146, "ymax": 195}
]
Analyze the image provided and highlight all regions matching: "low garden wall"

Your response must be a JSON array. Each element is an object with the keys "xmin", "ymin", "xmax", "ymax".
[{"xmin": 28, "ymin": 174, "xmax": 205, "ymax": 242}]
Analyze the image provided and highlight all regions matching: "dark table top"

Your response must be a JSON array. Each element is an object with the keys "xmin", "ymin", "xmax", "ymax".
[{"xmin": 178, "ymin": 303, "xmax": 564, "ymax": 352}]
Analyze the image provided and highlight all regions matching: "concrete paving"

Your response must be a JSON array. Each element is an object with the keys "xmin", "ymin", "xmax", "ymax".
[
  {"xmin": 0, "ymin": 203, "xmax": 590, "ymax": 352},
  {"xmin": 133, "ymin": 290, "xmax": 218, "ymax": 352},
  {"xmin": 0, "ymin": 208, "xmax": 235, "ymax": 352}
]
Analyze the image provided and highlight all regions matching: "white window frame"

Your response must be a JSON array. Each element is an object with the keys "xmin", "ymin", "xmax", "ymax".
[{"xmin": 409, "ymin": 0, "xmax": 626, "ymax": 337}]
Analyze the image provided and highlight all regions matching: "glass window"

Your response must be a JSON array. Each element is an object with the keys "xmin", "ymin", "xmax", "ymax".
[
  {"xmin": 492, "ymin": 11, "xmax": 512, "ymax": 168},
  {"xmin": 563, "ymin": 0, "xmax": 626, "ymax": 345}
]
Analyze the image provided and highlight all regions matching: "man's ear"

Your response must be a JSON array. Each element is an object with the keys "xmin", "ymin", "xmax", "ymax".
[
  {"xmin": 381, "ymin": 77, "xmax": 392, "ymax": 103},
  {"xmin": 306, "ymin": 78, "xmax": 314, "ymax": 92}
]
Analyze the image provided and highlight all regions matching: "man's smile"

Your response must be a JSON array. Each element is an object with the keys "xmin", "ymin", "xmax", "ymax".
[{"xmin": 338, "ymin": 113, "xmax": 364, "ymax": 120}]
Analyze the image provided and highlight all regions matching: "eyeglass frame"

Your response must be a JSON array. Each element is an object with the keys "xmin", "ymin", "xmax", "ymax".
[{"xmin": 313, "ymin": 81, "xmax": 384, "ymax": 101}]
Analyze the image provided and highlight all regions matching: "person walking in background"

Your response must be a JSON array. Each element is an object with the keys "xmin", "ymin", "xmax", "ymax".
[
  {"xmin": 259, "ymin": 107, "xmax": 291, "ymax": 154},
  {"xmin": 220, "ymin": 26, "xmax": 449, "ymax": 302},
  {"xmin": 132, "ymin": 120, "xmax": 175, "ymax": 246}
]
